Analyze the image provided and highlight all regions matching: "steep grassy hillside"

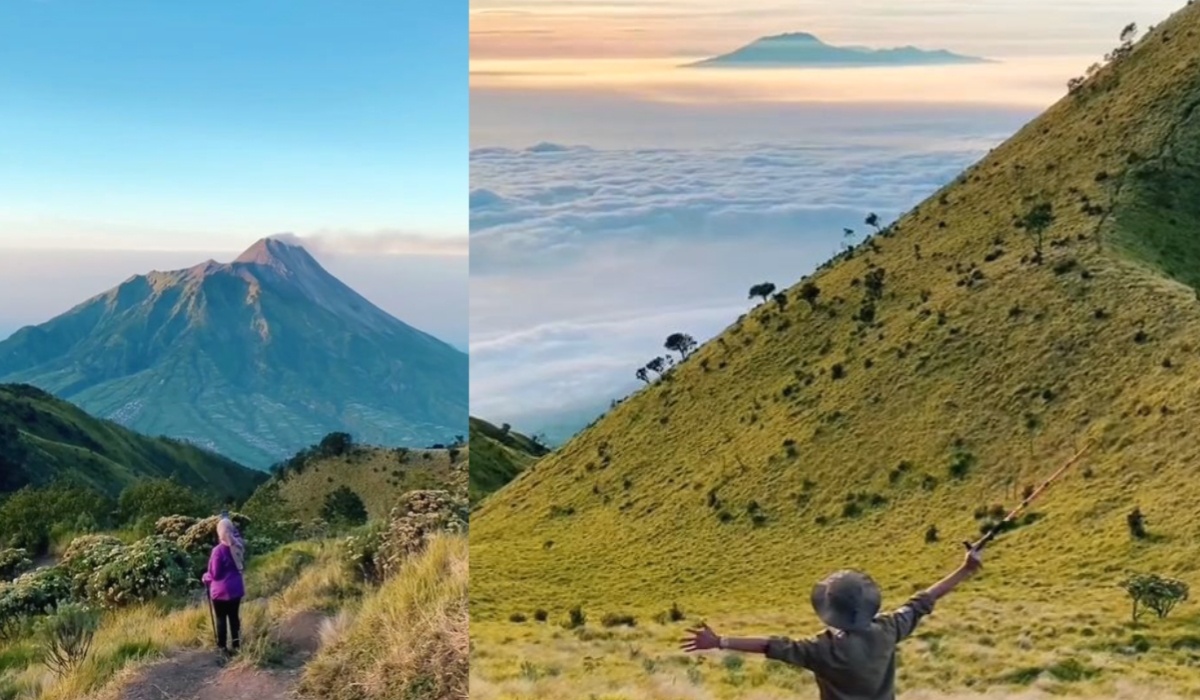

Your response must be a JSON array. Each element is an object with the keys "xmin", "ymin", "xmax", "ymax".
[
  {"xmin": 0, "ymin": 383, "xmax": 264, "ymax": 500},
  {"xmin": 469, "ymin": 416, "xmax": 548, "ymax": 503},
  {"xmin": 472, "ymin": 7, "xmax": 1200, "ymax": 697},
  {"xmin": 244, "ymin": 443, "xmax": 468, "ymax": 523}
]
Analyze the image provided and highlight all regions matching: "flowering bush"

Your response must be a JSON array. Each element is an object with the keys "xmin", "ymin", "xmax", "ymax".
[
  {"xmin": 154, "ymin": 515, "xmax": 199, "ymax": 540},
  {"xmin": 83, "ymin": 536, "xmax": 192, "ymax": 609},
  {"xmin": 341, "ymin": 522, "xmax": 387, "ymax": 584},
  {"xmin": 0, "ymin": 548, "xmax": 33, "ymax": 581},
  {"xmin": 61, "ymin": 535, "xmax": 124, "ymax": 569},
  {"xmin": 0, "ymin": 568, "xmax": 71, "ymax": 640},
  {"xmin": 346, "ymin": 490, "xmax": 468, "ymax": 583},
  {"xmin": 178, "ymin": 513, "xmax": 251, "ymax": 556},
  {"xmin": 60, "ymin": 535, "xmax": 125, "ymax": 599}
]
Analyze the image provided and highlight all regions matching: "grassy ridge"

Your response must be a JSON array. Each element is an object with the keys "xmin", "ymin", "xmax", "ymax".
[
  {"xmin": 471, "ymin": 5, "xmax": 1200, "ymax": 697},
  {"xmin": 469, "ymin": 417, "xmax": 548, "ymax": 503},
  {"xmin": 244, "ymin": 444, "xmax": 468, "ymax": 523},
  {"xmin": 0, "ymin": 383, "xmax": 265, "ymax": 501}
]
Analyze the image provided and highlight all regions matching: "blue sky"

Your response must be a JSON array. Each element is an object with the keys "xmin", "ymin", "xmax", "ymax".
[
  {"xmin": 0, "ymin": 0, "xmax": 465, "ymax": 247},
  {"xmin": 0, "ymin": 0, "xmax": 466, "ymax": 345}
]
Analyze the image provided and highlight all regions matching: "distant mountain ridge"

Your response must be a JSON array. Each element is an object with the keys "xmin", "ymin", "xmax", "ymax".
[
  {"xmin": 0, "ymin": 383, "xmax": 264, "ymax": 499},
  {"xmin": 468, "ymin": 416, "xmax": 548, "ymax": 503},
  {"xmin": 0, "ymin": 237, "xmax": 468, "ymax": 469},
  {"xmin": 685, "ymin": 32, "xmax": 990, "ymax": 68}
]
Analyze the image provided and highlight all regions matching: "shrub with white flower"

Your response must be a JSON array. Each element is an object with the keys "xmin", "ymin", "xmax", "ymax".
[
  {"xmin": 60, "ymin": 535, "xmax": 125, "ymax": 599},
  {"xmin": 0, "ymin": 548, "xmax": 33, "ymax": 581},
  {"xmin": 343, "ymin": 490, "xmax": 468, "ymax": 583},
  {"xmin": 154, "ymin": 515, "xmax": 199, "ymax": 540},
  {"xmin": 83, "ymin": 536, "xmax": 192, "ymax": 609},
  {"xmin": 0, "ymin": 568, "xmax": 71, "ymax": 640}
]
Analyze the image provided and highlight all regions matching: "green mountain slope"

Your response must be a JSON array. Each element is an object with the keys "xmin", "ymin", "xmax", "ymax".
[
  {"xmin": 0, "ymin": 237, "xmax": 468, "ymax": 469},
  {"xmin": 472, "ymin": 7, "xmax": 1200, "ymax": 689},
  {"xmin": 0, "ymin": 383, "xmax": 264, "ymax": 500},
  {"xmin": 244, "ymin": 442, "xmax": 468, "ymax": 523},
  {"xmin": 468, "ymin": 416, "xmax": 548, "ymax": 503}
]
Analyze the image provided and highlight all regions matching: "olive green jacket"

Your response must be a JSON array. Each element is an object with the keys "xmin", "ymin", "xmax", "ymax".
[{"xmin": 765, "ymin": 592, "xmax": 935, "ymax": 700}]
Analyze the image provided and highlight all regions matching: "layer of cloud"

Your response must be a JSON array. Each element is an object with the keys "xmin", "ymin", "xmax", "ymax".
[
  {"xmin": 471, "ymin": 88, "xmax": 1034, "ymax": 149},
  {"xmin": 469, "ymin": 134, "xmax": 1003, "ymax": 431},
  {"xmin": 0, "ymin": 217, "xmax": 464, "ymax": 255},
  {"xmin": 273, "ymin": 230, "xmax": 467, "ymax": 257}
]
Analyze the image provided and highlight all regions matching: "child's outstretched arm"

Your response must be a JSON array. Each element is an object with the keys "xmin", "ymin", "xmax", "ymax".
[
  {"xmin": 681, "ymin": 623, "xmax": 821, "ymax": 669},
  {"xmin": 874, "ymin": 547, "xmax": 985, "ymax": 643},
  {"xmin": 680, "ymin": 624, "xmax": 769, "ymax": 654},
  {"xmin": 925, "ymin": 547, "xmax": 983, "ymax": 602}
]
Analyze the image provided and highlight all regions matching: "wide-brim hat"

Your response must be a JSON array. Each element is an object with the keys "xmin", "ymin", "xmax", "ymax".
[{"xmin": 810, "ymin": 570, "xmax": 882, "ymax": 632}]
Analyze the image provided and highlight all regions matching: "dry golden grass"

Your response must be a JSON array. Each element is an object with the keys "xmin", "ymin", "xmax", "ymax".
[
  {"xmin": 470, "ymin": 591, "xmax": 1200, "ymax": 699},
  {"xmin": 301, "ymin": 534, "xmax": 469, "ymax": 700}
]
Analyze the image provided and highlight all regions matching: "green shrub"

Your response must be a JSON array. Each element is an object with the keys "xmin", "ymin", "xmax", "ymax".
[
  {"xmin": 321, "ymin": 486, "xmax": 368, "ymax": 527},
  {"xmin": 40, "ymin": 603, "xmax": 99, "ymax": 678},
  {"xmin": 374, "ymin": 490, "xmax": 467, "ymax": 580},
  {"xmin": 0, "ymin": 569, "xmax": 71, "ymax": 640},
  {"xmin": 118, "ymin": 479, "xmax": 209, "ymax": 528},
  {"xmin": 154, "ymin": 515, "xmax": 199, "ymax": 540},
  {"xmin": 84, "ymin": 537, "xmax": 192, "ymax": 609},
  {"xmin": 601, "ymin": 612, "xmax": 636, "ymax": 628},
  {"xmin": 178, "ymin": 513, "xmax": 251, "ymax": 556},
  {"xmin": 0, "ymin": 485, "xmax": 114, "ymax": 554},
  {"xmin": 0, "ymin": 549, "xmax": 33, "ymax": 581},
  {"xmin": 565, "ymin": 606, "xmax": 586, "ymax": 629},
  {"xmin": 1121, "ymin": 573, "xmax": 1190, "ymax": 623},
  {"xmin": 60, "ymin": 535, "xmax": 125, "ymax": 599},
  {"xmin": 340, "ymin": 521, "xmax": 387, "ymax": 584},
  {"xmin": 533, "ymin": 609, "xmax": 549, "ymax": 622}
]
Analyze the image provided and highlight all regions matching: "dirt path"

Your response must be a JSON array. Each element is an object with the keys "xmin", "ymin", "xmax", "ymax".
[{"xmin": 116, "ymin": 609, "xmax": 327, "ymax": 700}]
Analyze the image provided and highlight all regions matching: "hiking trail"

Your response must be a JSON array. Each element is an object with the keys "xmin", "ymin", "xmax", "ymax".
[{"xmin": 115, "ymin": 606, "xmax": 328, "ymax": 700}]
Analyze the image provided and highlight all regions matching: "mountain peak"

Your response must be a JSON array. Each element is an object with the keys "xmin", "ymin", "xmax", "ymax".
[
  {"xmin": 234, "ymin": 235, "xmax": 310, "ymax": 267},
  {"xmin": 763, "ymin": 32, "xmax": 821, "ymax": 43},
  {"xmin": 685, "ymin": 31, "xmax": 988, "ymax": 68}
]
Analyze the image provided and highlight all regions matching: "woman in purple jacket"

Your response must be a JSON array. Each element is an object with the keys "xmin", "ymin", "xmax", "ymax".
[{"xmin": 201, "ymin": 517, "xmax": 246, "ymax": 654}]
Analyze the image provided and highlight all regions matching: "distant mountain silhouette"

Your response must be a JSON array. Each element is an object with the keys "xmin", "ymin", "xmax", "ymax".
[
  {"xmin": 685, "ymin": 32, "xmax": 990, "ymax": 68},
  {"xmin": 0, "ymin": 236, "xmax": 468, "ymax": 468}
]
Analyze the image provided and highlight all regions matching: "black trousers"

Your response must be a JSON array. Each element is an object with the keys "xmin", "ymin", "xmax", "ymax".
[{"xmin": 212, "ymin": 597, "xmax": 242, "ymax": 651}]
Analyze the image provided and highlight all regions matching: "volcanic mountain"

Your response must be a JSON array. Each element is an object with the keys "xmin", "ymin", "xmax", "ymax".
[
  {"xmin": 685, "ymin": 32, "xmax": 989, "ymax": 68},
  {"xmin": 472, "ymin": 1, "xmax": 1200, "ymax": 652},
  {"xmin": 0, "ymin": 237, "xmax": 468, "ymax": 468}
]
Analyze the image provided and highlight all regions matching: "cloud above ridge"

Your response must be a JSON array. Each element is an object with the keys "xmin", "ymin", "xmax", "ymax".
[{"xmin": 470, "ymin": 137, "xmax": 1002, "ymax": 431}]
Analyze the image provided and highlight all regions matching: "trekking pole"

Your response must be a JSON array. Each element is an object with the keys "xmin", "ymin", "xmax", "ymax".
[
  {"xmin": 964, "ymin": 441, "xmax": 1093, "ymax": 553},
  {"xmin": 205, "ymin": 584, "xmax": 219, "ymax": 648}
]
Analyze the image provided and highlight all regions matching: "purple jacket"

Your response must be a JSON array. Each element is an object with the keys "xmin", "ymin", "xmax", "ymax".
[{"xmin": 205, "ymin": 543, "xmax": 245, "ymax": 601}]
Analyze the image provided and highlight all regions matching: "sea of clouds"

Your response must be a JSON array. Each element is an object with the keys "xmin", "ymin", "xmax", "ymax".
[{"xmin": 470, "ymin": 132, "xmax": 1021, "ymax": 437}]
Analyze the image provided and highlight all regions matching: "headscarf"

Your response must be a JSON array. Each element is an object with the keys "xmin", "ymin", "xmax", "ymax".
[{"xmin": 217, "ymin": 516, "xmax": 246, "ymax": 572}]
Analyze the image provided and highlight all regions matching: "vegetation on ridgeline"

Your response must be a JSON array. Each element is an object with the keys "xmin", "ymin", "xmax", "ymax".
[
  {"xmin": 0, "ymin": 383, "xmax": 265, "ymax": 501},
  {"xmin": 468, "ymin": 416, "xmax": 549, "ymax": 504}
]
